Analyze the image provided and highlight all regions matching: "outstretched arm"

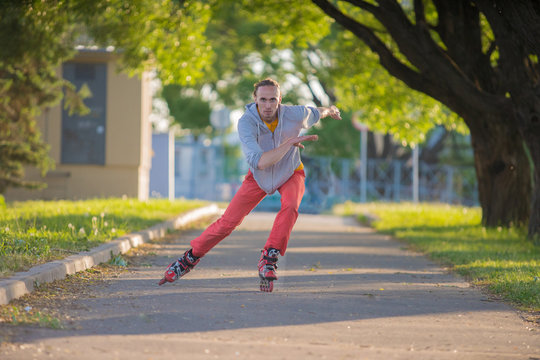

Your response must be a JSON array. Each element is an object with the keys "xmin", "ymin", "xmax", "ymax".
[
  {"xmin": 317, "ymin": 105, "xmax": 342, "ymax": 120},
  {"xmin": 257, "ymin": 135, "xmax": 318, "ymax": 170}
]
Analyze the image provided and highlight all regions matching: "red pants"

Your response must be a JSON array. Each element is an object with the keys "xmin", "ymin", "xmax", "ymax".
[{"xmin": 190, "ymin": 170, "xmax": 305, "ymax": 257}]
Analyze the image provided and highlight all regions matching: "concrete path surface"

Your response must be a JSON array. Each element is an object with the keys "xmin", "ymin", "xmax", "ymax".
[{"xmin": 1, "ymin": 212, "xmax": 539, "ymax": 359}]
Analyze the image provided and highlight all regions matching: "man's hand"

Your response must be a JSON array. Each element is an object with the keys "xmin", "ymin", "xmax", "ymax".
[
  {"xmin": 257, "ymin": 135, "xmax": 318, "ymax": 170},
  {"xmin": 328, "ymin": 105, "xmax": 342, "ymax": 120},
  {"xmin": 318, "ymin": 105, "xmax": 342, "ymax": 120},
  {"xmin": 289, "ymin": 134, "xmax": 318, "ymax": 149}
]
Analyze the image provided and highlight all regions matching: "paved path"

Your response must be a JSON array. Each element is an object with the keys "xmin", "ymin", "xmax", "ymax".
[{"xmin": 1, "ymin": 213, "xmax": 539, "ymax": 359}]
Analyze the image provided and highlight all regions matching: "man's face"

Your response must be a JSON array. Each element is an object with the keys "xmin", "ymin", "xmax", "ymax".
[{"xmin": 254, "ymin": 85, "xmax": 281, "ymax": 122}]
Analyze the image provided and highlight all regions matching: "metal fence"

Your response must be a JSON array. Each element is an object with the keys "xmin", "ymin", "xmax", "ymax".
[
  {"xmin": 173, "ymin": 142, "xmax": 478, "ymax": 213},
  {"xmin": 302, "ymin": 157, "xmax": 477, "ymax": 211}
]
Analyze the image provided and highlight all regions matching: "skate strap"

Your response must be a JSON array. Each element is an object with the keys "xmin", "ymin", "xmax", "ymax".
[
  {"xmin": 262, "ymin": 255, "xmax": 278, "ymax": 263},
  {"xmin": 178, "ymin": 258, "xmax": 192, "ymax": 269}
]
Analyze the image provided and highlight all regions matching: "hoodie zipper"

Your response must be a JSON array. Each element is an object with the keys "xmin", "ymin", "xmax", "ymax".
[
  {"xmin": 271, "ymin": 130, "xmax": 275, "ymax": 192},
  {"xmin": 253, "ymin": 104, "xmax": 280, "ymax": 193}
]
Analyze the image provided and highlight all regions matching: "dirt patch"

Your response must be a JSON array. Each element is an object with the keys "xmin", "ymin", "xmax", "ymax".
[
  {"xmin": 0, "ymin": 264, "xmax": 126, "ymax": 327},
  {"xmin": 0, "ymin": 263, "xmax": 127, "ymax": 353},
  {"xmin": 520, "ymin": 311, "xmax": 540, "ymax": 327}
]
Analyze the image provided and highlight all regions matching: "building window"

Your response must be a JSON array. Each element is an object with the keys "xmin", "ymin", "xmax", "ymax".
[{"xmin": 61, "ymin": 62, "xmax": 107, "ymax": 165}]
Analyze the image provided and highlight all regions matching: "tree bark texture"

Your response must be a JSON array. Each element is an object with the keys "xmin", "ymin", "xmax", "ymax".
[
  {"xmin": 467, "ymin": 114, "xmax": 531, "ymax": 227},
  {"xmin": 517, "ymin": 105, "xmax": 540, "ymax": 240}
]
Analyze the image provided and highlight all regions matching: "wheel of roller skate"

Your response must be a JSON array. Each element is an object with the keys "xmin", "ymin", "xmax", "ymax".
[
  {"xmin": 158, "ymin": 277, "xmax": 167, "ymax": 286},
  {"xmin": 260, "ymin": 279, "xmax": 273, "ymax": 292}
]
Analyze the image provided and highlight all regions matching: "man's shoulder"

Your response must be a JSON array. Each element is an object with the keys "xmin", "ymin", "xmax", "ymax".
[
  {"xmin": 280, "ymin": 104, "xmax": 317, "ymax": 120},
  {"xmin": 280, "ymin": 104, "xmax": 309, "ymax": 115},
  {"xmin": 237, "ymin": 109, "xmax": 259, "ymax": 134},
  {"xmin": 280, "ymin": 104, "xmax": 307, "ymax": 110},
  {"xmin": 239, "ymin": 104, "xmax": 258, "ymax": 122}
]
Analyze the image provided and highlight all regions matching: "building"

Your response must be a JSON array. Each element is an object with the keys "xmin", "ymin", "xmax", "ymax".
[
  {"xmin": 5, "ymin": 49, "xmax": 153, "ymax": 201},
  {"xmin": 149, "ymin": 132, "xmax": 175, "ymax": 200}
]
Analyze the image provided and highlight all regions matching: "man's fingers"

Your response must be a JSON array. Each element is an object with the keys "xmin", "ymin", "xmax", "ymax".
[
  {"xmin": 299, "ymin": 134, "xmax": 318, "ymax": 142},
  {"xmin": 330, "ymin": 105, "xmax": 342, "ymax": 120},
  {"xmin": 287, "ymin": 134, "xmax": 318, "ymax": 148},
  {"xmin": 333, "ymin": 111, "xmax": 342, "ymax": 120}
]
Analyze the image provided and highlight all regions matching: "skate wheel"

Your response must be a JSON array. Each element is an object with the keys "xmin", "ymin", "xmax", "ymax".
[
  {"xmin": 260, "ymin": 279, "xmax": 273, "ymax": 292},
  {"xmin": 158, "ymin": 277, "xmax": 167, "ymax": 286}
]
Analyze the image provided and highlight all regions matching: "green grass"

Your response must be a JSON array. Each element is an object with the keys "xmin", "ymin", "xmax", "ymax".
[
  {"xmin": 334, "ymin": 202, "xmax": 540, "ymax": 312},
  {"xmin": 0, "ymin": 198, "xmax": 206, "ymax": 277}
]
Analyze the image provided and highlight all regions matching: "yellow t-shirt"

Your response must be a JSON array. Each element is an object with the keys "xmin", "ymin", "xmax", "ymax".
[{"xmin": 258, "ymin": 107, "xmax": 304, "ymax": 171}]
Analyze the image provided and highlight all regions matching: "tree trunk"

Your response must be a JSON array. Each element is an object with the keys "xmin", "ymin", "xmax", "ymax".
[
  {"xmin": 514, "ymin": 101, "xmax": 540, "ymax": 241},
  {"xmin": 472, "ymin": 0, "xmax": 540, "ymax": 239},
  {"xmin": 467, "ymin": 114, "xmax": 531, "ymax": 227},
  {"xmin": 527, "ymin": 143, "xmax": 540, "ymax": 242}
]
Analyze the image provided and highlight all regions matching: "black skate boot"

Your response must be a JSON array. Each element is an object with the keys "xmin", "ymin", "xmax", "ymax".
[
  {"xmin": 158, "ymin": 249, "xmax": 200, "ymax": 285},
  {"xmin": 258, "ymin": 248, "xmax": 279, "ymax": 292}
]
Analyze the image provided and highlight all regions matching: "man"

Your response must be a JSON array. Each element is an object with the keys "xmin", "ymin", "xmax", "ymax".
[{"xmin": 159, "ymin": 78, "xmax": 341, "ymax": 291}]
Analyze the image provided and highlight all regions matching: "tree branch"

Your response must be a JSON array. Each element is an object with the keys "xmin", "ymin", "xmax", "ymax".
[
  {"xmin": 485, "ymin": 40, "xmax": 497, "ymax": 60},
  {"xmin": 414, "ymin": 0, "xmax": 426, "ymax": 25},
  {"xmin": 305, "ymin": 81, "xmax": 324, "ymax": 107},
  {"xmin": 305, "ymin": 47, "xmax": 337, "ymax": 103},
  {"xmin": 472, "ymin": 0, "xmax": 530, "ymax": 87},
  {"xmin": 310, "ymin": 0, "xmax": 426, "ymax": 93},
  {"xmin": 312, "ymin": 0, "xmax": 508, "ymax": 117},
  {"xmin": 341, "ymin": 0, "xmax": 378, "ymax": 12}
]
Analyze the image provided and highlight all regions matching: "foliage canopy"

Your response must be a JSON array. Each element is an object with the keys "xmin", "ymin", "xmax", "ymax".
[{"xmin": 0, "ymin": 0, "xmax": 213, "ymax": 193}]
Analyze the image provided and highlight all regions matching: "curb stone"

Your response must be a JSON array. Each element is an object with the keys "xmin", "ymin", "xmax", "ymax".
[{"xmin": 0, "ymin": 203, "xmax": 221, "ymax": 306}]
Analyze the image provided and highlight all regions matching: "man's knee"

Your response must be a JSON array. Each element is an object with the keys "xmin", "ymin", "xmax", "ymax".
[
  {"xmin": 280, "ymin": 200, "xmax": 300, "ymax": 214},
  {"xmin": 216, "ymin": 217, "xmax": 240, "ymax": 235}
]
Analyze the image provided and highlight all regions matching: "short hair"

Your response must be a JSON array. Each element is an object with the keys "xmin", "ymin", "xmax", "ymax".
[{"xmin": 253, "ymin": 78, "xmax": 280, "ymax": 98}]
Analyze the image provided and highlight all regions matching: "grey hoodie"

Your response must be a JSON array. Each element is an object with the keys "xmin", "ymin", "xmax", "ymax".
[{"xmin": 237, "ymin": 102, "xmax": 320, "ymax": 194}]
